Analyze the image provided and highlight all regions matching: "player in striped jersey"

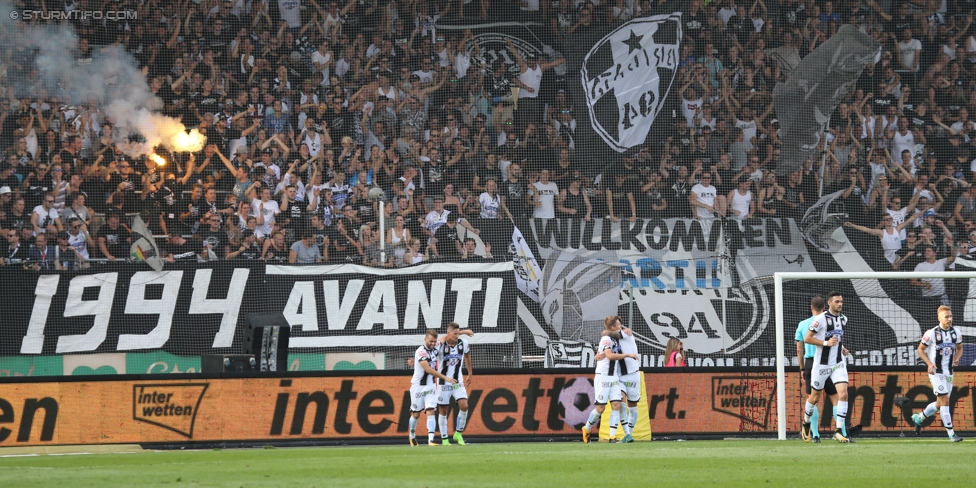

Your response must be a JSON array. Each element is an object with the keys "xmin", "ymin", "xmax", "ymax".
[
  {"xmin": 803, "ymin": 291, "xmax": 853, "ymax": 443},
  {"xmin": 799, "ymin": 296, "xmax": 835, "ymax": 443},
  {"xmin": 409, "ymin": 329, "xmax": 457, "ymax": 446},
  {"xmin": 598, "ymin": 315, "xmax": 642, "ymax": 443},
  {"xmin": 910, "ymin": 305, "xmax": 964, "ymax": 442},
  {"xmin": 436, "ymin": 323, "xmax": 474, "ymax": 446},
  {"xmin": 582, "ymin": 316, "xmax": 639, "ymax": 443}
]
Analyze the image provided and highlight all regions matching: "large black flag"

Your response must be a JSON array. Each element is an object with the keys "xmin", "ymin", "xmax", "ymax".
[{"xmin": 773, "ymin": 25, "xmax": 881, "ymax": 175}]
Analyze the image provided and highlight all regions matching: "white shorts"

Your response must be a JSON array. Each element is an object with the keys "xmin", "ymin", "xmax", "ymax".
[
  {"xmin": 410, "ymin": 383, "xmax": 438, "ymax": 412},
  {"xmin": 593, "ymin": 374, "xmax": 622, "ymax": 405},
  {"xmin": 437, "ymin": 380, "xmax": 468, "ymax": 405},
  {"xmin": 810, "ymin": 361, "xmax": 848, "ymax": 391},
  {"xmin": 929, "ymin": 373, "xmax": 953, "ymax": 396},
  {"xmin": 618, "ymin": 372, "xmax": 641, "ymax": 402}
]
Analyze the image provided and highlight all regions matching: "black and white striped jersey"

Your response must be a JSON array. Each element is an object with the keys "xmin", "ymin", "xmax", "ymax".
[
  {"xmin": 437, "ymin": 338, "xmax": 470, "ymax": 385},
  {"xmin": 921, "ymin": 326, "xmax": 962, "ymax": 375},
  {"xmin": 411, "ymin": 345, "xmax": 439, "ymax": 386},
  {"xmin": 810, "ymin": 311, "xmax": 848, "ymax": 367}
]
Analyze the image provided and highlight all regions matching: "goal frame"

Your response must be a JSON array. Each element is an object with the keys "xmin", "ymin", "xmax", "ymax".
[{"xmin": 773, "ymin": 271, "xmax": 976, "ymax": 440}]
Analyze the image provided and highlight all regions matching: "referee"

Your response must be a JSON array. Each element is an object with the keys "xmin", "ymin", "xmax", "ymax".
[{"xmin": 796, "ymin": 296, "xmax": 836, "ymax": 442}]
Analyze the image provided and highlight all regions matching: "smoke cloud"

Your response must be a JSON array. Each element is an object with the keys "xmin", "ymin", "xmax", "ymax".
[{"xmin": 0, "ymin": 0, "xmax": 204, "ymax": 156}]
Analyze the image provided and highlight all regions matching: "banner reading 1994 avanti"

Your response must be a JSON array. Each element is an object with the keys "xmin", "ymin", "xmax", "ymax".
[
  {"xmin": 0, "ymin": 371, "xmax": 971, "ymax": 446},
  {"xmin": 0, "ymin": 262, "xmax": 518, "ymax": 369}
]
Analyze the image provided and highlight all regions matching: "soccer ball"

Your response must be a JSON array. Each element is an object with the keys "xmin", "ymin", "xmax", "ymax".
[{"xmin": 558, "ymin": 376, "xmax": 594, "ymax": 429}]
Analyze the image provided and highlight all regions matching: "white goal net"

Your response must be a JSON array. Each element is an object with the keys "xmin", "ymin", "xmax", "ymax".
[{"xmin": 774, "ymin": 271, "xmax": 976, "ymax": 440}]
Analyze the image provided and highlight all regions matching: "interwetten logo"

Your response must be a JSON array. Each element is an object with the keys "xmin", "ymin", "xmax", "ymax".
[
  {"xmin": 132, "ymin": 383, "xmax": 208, "ymax": 438},
  {"xmin": 711, "ymin": 376, "xmax": 775, "ymax": 429}
]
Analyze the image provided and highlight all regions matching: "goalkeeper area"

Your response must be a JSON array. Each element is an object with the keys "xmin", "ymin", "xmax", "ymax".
[
  {"xmin": 1, "ymin": 440, "xmax": 974, "ymax": 487},
  {"xmin": 774, "ymin": 271, "xmax": 976, "ymax": 439}
]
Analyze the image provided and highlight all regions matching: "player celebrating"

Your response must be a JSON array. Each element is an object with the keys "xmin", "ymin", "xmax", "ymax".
[
  {"xmin": 803, "ymin": 291, "xmax": 852, "ymax": 443},
  {"xmin": 436, "ymin": 323, "xmax": 474, "ymax": 446},
  {"xmin": 582, "ymin": 316, "xmax": 639, "ymax": 443},
  {"xmin": 798, "ymin": 296, "xmax": 836, "ymax": 443},
  {"xmin": 409, "ymin": 329, "xmax": 457, "ymax": 446},
  {"xmin": 599, "ymin": 315, "xmax": 642, "ymax": 443},
  {"xmin": 910, "ymin": 305, "xmax": 964, "ymax": 442}
]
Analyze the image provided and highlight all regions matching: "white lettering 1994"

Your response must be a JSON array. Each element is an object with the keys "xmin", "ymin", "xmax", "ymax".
[{"xmin": 19, "ymin": 269, "xmax": 248, "ymax": 354}]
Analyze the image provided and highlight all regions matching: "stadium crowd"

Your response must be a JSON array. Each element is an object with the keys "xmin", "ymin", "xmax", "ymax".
[{"xmin": 1, "ymin": 0, "xmax": 976, "ymax": 280}]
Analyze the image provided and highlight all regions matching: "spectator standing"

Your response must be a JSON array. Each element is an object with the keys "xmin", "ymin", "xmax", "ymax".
[
  {"xmin": 531, "ymin": 169, "xmax": 558, "ymax": 219},
  {"xmin": 558, "ymin": 176, "xmax": 592, "ymax": 220},
  {"xmin": 664, "ymin": 337, "xmax": 686, "ymax": 367},
  {"xmin": 894, "ymin": 230, "xmax": 925, "ymax": 271},
  {"xmin": 507, "ymin": 39, "xmax": 565, "ymax": 127},
  {"xmin": 728, "ymin": 178, "xmax": 755, "ymax": 223},
  {"xmin": 387, "ymin": 214, "xmax": 411, "ymax": 264},
  {"xmin": 606, "ymin": 173, "xmax": 637, "ymax": 223},
  {"xmin": 911, "ymin": 246, "xmax": 958, "ymax": 305},
  {"xmin": 844, "ymin": 214, "xmax": 917, "ymax": 268},
  {"xmin": 250, "ymin": 186, "xmax": 281, "ymax": 239},
  {"xmin": 429, "ymin": 212, "xmax": 463, "ymax": 260},
  {"xmin": 477, "ymin": 179, "xmax": 503, "ymax": 249}
]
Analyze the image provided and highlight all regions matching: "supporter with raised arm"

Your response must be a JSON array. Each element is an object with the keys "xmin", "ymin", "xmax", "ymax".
[
  {"xmin": 844, "ymin": 213, "xmax": 918, "ymax": 268},
  {"xmin": 882, "ymin": 189, "xmax": 922, "ymax": 240},
  {"xmin": 506, "ymin": 38, "xmax": 565, "ymax": 127}
]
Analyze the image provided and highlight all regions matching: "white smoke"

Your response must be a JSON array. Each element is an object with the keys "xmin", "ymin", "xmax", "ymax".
[{"xmin": 0, "ymin": 1, "xmax": 204, "ymax": 156}]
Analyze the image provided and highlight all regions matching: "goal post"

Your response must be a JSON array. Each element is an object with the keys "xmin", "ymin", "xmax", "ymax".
[{"xmin": 773, "ymin": 271, "xmax": 976, "ymax": 441}]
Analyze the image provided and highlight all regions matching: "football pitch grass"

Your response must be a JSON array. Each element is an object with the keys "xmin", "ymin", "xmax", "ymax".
[{"xmin": 1, "ymin": 438, "xmax": 973, "ymax": 487}]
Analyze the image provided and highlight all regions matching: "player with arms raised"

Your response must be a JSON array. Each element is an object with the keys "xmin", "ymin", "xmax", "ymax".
[
  {"xmin": 803, "ymin": 291, "xmax": 853, "ymax": 443},
  {"xmin": 582, "ymin": 316, "xmax": 639, "ymax": 443},
  {"xmin": 436, "ymin": 323, "xmax": 474, "ymax": 445},
  {"xmin": 910, "ymin": 305, "xmax": 964, "ymax": 442},
  {"xmin": 409, "ymin": 329, "xmax": 457, "ymax": 446}
]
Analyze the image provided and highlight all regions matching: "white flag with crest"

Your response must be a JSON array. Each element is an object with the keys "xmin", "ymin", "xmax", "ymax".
[{"xmin": 511, "ymin": 224, "xmax": 541, "ymax": 302}]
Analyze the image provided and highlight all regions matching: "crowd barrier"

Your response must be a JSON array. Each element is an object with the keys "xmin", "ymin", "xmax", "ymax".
[{"xmin": 0, "ymin": 370, "xmax": 971, "ymax": 446}]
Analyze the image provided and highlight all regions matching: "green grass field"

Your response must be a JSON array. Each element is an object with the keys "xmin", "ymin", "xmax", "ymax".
[{"xmin": 1, "ymin": 439, "xmax": 973, "ymax": 487}]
